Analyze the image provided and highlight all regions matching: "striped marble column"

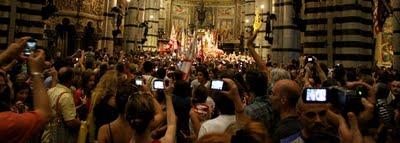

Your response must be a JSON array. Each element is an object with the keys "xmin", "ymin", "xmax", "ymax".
[
  {"xmin": 159, "ymin": 0, "xmax": 166, "ymax": 34},
  {"xmin": 143, "ymin": 0, "xmax": 160, "ymax": 52},
  {"xmin": 244, "ymin": 0, "xmax": 255, "ymax": 47},
  {"xmin": 124, "ymin": 0, "xmax": 143, "ymax": 52},
  {"xmin": 100, "ymin": 0, "xmax": 115, "ymax": 54},
  {"xmin": 392, "ymin": 0, "xmax": 400, "ymax": 70},
  {"xmin": 254, "ymin": 0, "xmax": 270, "ymax": 61},
  {"xmin": 271, "ymin": 0, "xmax": 301, "ymax": 65},
  {"xmin": 0, "ymin": 0, "xmax": 45, "ymax": 51},
  {"xmin": 303, "ymin": 0, "xmax": 373, "ymax": 68}
]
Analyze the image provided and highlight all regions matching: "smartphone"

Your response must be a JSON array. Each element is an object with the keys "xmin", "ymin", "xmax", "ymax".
[
  {"xmin": 211, "ymin": 80, "xmax": 224, "ymax": 90},
  {"xmin": 135, "ymin": 77, "xmax": 143, "ymax": 86},
  {"xmin": 153, "ymin": 79, "xmax": 164, "ymax": 90},
  {"xmin": 24, "ymin": 38, "xmax": 37, "ymax": 56},
  {"xmin": 303, "ymin": 88, "xmax": 328, "ymax": 103}
]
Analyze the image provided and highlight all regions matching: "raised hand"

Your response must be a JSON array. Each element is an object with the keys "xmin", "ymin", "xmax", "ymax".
[{"xmin": 28, "ymin": 49, "xmax": 45, "ymax": 74}]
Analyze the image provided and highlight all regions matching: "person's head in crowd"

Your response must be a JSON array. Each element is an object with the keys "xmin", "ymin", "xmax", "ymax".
[
  {"xmin": 213, "ymin": 91, "xmax": 235, "ymax": 115},
  {"xmin": 391, "ymin": 74, "xmax": 400, "ymax": 98},
  {"xmin": 376, "ymin": 83, "xmax": 391, "ymax": 100},
  {"xmin": 270, "ymin": 68, "xmax": 291, "ymax": 87},
  {"xmin": 81, "ymin": 70, "xmax": 96, "ymax": 94},
  {"xmin": 209, "ymin": 68, "xmax": 218, "ymax": 80},
  {"xmin": 98, "ymin": 62, "xmax": 108, "ymax": 75},
  {"xmin": 196, "ymin": 122, "xmax": 268, "ymax": 143},
  {"xmin": 245, "ymin": 70, "xmax": 268, "ymax": 97},
  {"xmin": 270, "ymin": 80, "xmax": 301, "ymax": 114},
  {"xmin": 58, "ymin": 67, "xmax": 74, "ymax": 88},
  {"xmin": 116, "ymin": 62, "xmax": 125, "ymax": 74},
  {"xmin": 143, "ymin": 61, "xmax": 154, "ymax": 74},
  {"xmin": 116, "ymin": 83, "xmax": 134, "ymax": 115},
  {"xmin": 173, "ymin": 70, "xmax": 184, "ymax": 81},
  {"xmin": 173, "ymin": 80, "xmax": 191, "ymax": 97},
  {"xmin": 346, "ymin": 68, "xmax": 357, "ymax": 82},
  {"xmin": 91, "ymin": 70, "xmax": 119, "ymax": 108},
  {"xmin": 196, "ymin": 66, "xmax": 209, "ymax": 84},
  {"xmin": 156, "ymin": 67, "xmax": 166, "ymax": 79},
  {"xmin": 296, "ymin": 96, "xmax": 331, "ymax": 138},
  {"xmin": 128, "ymin": 64, "xmax": 137, "ymax": 74},
  {"xmin": 125, "ymin": 92, "xmax": 155, "ymax": 134},
  {"xmin": 13, "ymin": 82, "xmax": 31, "ymax": 104},
  {"xmin": 333, "ymin": 64, "xmax": 346, "ymax": 86},
  {"xmin": 192, "ymin": 85, "xmax": 209, "ymax": 104},
  {"xmin": 72, "ymin": 68, "xmax": 83, "ymax": 88}
]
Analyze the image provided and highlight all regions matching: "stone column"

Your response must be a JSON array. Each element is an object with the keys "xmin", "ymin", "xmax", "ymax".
[
  {"xmin": 244, "ymin": 0, "xmax": 255, "ymax": 46},
  {"xmin": 100, "ymin": 0, "xmax": 115, "ymax": 55},
  {"xmin": 303, "ymin": 0, "xmax": 373, "ymax": 68},
  {"xmin": 255, "ymin": 0, "xmax": 269, "ymax": 61},
  {"xmin": 271, "ymin": 0, "xmax": 301, "ymax": 65},
  {"xmin": 143, "ymin": 0, "xmax": 160, "ymax": 51},
  {"xmin": 159, "ymin": 0, "xmax": 166, "ymax": 35},
  {"xmin": 393, "ymin": 0, "xmax": 400, "ymax": 70},
  {"xmin": 125, "ymin": 0, "xmax": 143, "ymax": 52}
]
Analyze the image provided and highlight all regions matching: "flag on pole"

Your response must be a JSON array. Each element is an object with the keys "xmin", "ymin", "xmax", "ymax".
[{"xmin": 253, "ymin": 8, "xmax": 262, "ymax": 32}]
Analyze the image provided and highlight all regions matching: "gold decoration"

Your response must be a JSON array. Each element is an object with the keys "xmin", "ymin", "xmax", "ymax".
[{"xmin": 253, "ymin": 8, "xmax": 262, "ymax": 32}]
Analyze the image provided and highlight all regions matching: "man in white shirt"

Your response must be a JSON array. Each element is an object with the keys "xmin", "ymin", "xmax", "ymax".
[
  {"xmin": 197, "ymin": 92, "xmax": 236, "ymax": 139},
  {"xmin": 42, "ymin": 67, "xmax": 81, "ymax": 143}
]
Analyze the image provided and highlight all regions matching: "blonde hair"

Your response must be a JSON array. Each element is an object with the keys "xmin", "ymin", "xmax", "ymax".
[{"xmin": 87, "ymin": 70, "xmax": 119, "ymax": 142}]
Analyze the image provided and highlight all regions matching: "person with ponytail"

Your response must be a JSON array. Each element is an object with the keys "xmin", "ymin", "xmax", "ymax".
[{"xmin": 125, "ymin": 80, "xmax": 176, "ymax": 143}]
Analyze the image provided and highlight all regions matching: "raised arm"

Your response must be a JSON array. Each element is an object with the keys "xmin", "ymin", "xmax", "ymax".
[
  {"xmin": 246, "ymin": 31, "xmax": 268, "ymax": 75},
  {"xmin": 29, "ymin": 50, "xmax": 51, "ymax": 121},
  {"xmin": 0, "ymin": 37, "xmax": 29, "ymax": 65},
  {"xmin": 161, "ymin": 81, "xmax": 177, "ymax": 143},
  {"xmin": 222, "ymin": 78, "xmax": 251, "ymax": 126}
]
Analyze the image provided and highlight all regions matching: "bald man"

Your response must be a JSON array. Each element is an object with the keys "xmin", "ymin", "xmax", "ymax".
[
  {"xmin": 42, "ymin": 67, "xmax": 81, "ymax": 143},
  {"xmin": 270, "ymin": 79, "xmax": 302, "ymax": 143}
]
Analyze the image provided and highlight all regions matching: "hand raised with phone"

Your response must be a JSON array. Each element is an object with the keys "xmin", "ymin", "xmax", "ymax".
[{"xmin": 28, "ymin": 49, "xmax": 46, "ymax": 74}]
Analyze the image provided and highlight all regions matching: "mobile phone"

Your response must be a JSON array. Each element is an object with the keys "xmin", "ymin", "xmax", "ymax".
[
  {"xmin": 153, "ymin": 79, "xmax": 164, "ymax": 90},
  {"xmin": 135, "ymin": 77, "xmax": 143, "ymax": 86},
  {"xmin": 303, "ymin": 88, "xmax": 328, "ymax": 103},
  {"xmin": 24, "ymin": 38, "xmax": 37, "ymax": 56},
  {"xmin": 211, "ymin": 80, "xmax": 224, "ymax": 90}
]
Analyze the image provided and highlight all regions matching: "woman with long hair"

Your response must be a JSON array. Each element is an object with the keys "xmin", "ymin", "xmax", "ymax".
[
  {"xmin": 87, "ymin": 70, "xmax": 121, "ymax": 142},
  {"xmin": 125, "ymin": 81, "xmax": 176, "ymax": 143}
]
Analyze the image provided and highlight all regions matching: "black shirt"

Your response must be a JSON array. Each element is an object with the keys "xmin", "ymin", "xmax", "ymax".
[{"xmin": 272, "ymin": 116, "xmax": 302, "ymax": 143}]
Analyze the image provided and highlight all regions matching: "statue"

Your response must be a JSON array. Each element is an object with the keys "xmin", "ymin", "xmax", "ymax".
[
  {"xmin": 197, "ymin": 0, "xmax": 206, "ymax": 26},
  {"xmin": 111, "ymin": 5, "xmax": 123, "ymax": 30},
  {"xmin": 264, "ymin": 12, "xmax": 276, "ymax": 44},
  {"xmin": 83, "ymin": 21, "xmax": 96, "ymax": 50}
]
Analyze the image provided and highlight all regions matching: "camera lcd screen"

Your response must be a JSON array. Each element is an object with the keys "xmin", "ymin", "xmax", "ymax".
[
  {"xmin": 211, "ymin": 80, "xmax": 224, "ymax": 90},
  {"xmin": 153, "ymin": 80, "xmax": 164, "ymax": 90},
  {"xmin": 135, "ymin": 79, "xmax": 143, "ymax": 86},
  {"xmin": 305, "ymin": 88, "xmax": 328, "ymax": 103},
  {"xmin": 24, "ymin": 41, "xmax": 37, "ymax": 56},
  {"xmin": 307, "ymin": 58, "xmax": 313, "ymax": 62}
]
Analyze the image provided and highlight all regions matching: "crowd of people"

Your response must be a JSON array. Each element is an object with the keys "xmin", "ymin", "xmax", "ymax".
[{"xmin": 0, "ymin": 31, "xmax": 400, "ymax": 143}]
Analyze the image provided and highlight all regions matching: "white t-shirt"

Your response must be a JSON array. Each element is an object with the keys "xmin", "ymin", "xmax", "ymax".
[{"xmin": 197, "ymin": 115, "xmax": 236, "ymax": 139}]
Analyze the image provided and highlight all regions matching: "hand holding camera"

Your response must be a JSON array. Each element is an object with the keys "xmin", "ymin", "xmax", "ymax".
[
  {"xmin": 28, "ymin": 49, "xmax": 46, "ymax": 74},
  {"xmin": 327, "ymin": 110, "xmax": 362, "ymax": 143}
]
